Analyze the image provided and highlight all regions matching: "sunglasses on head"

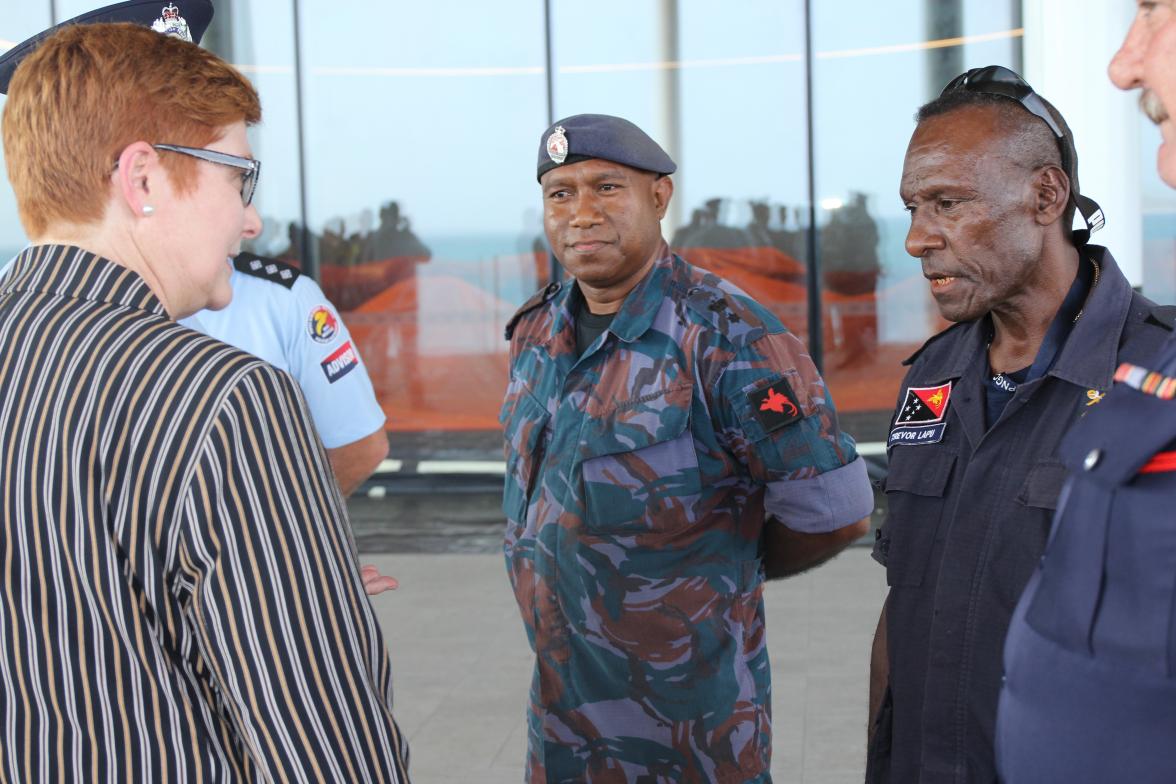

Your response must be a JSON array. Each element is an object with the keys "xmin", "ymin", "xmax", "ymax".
[{"xmin": 942, "ymin": 65, "xmax": 1104, "ymax": 242}]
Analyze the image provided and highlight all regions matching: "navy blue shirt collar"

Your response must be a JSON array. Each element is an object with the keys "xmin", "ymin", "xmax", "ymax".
[{"xmin": 919, "ymin": 245, "xmax": 1132, "ymax": 391}]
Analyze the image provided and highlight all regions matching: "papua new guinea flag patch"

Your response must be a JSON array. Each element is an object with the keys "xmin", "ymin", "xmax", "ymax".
[{"xmin": 889, "ymin": 381, "xmax": 952, "ymax": 447}]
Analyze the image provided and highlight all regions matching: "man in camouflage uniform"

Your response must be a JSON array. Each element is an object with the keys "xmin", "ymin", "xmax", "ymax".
[{"xmin": 501, "ymin": 113, "xmax": 874, "ymax": 782}]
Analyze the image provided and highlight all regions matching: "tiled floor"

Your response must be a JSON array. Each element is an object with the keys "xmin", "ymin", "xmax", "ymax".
[{"xmin": 363, "ymin": 547, "xmax": 886, "ymax": 783}]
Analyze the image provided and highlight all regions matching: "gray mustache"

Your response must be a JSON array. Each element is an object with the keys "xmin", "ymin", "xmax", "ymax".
[{"xmin": 1142, "ymin": 89, "xmax": 1169, "ymax": 125}]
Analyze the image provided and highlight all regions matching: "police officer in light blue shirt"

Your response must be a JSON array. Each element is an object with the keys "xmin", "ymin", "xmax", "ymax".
[{"xmin": 182, "ymin": 252, "xmax": 387, "ymax": 495}]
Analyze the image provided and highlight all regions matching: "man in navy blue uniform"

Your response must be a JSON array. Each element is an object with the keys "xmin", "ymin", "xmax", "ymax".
[
  {"xmin": 866, "ymin": 66, "xmax": 1174, "ymax": 783},
  {"xmin": 996, "ymin": 6, "xmax": 1176, "ymax": 783}
]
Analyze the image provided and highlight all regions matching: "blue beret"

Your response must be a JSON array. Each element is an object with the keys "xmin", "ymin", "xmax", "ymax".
[
  {"xmin": 0, "ymin": 0, "xmax": 213, "ymax": 95},
  {"xmin": 537, "ymin": 114, "xmax": 677, "ymax": 182}
]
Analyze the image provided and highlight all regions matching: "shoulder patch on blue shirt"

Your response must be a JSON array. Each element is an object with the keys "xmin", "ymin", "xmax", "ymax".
[
  {"xmin": 233, "ymin": 252, "xmax": 301, "ymax": 290},
  {"xmin": 321, "ymin": 340, "xmax": 359, "ymax": 383}
]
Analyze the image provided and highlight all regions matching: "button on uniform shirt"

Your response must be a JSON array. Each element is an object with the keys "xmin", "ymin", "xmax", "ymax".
[
  {"xmin": 998, "ymin": 333, "xmax": 1176, "ymax": 784},
  {"xmin": 181, "ymin": 253, "xmax": 386, "ymax": 450},
  {"xmin": 868, "ymin": 246, "xmax": 1172, "ymax": 784},
  {"xmin": 501, "ymin": 242, "xmax": 873, "ymax": 783},
  {"xmin": 0, "ymin": 245, "xmax": 409, "ymax": 782}
]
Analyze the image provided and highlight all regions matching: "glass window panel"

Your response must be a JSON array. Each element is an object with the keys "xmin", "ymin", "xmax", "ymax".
[
  {"xmin": 812, "ymin": 1, "xmax": 1022, "ymax": 443},
  {"xmin": 298, "ymin": 0, "xmax": 547, "ymax": 448},
  {"xmin": 552, "ymin": 0, "xmax": 813, "ymax": 349},
  {"xmin": 0, "ymin": 2, "xmax": 52, "ymax": 38},
  {"xmin": 0, "ymin": 3, "xmax": 54, "ymax": 263},
  {"xmin": 1140, "ymin": 119, "xmax": 1176, "ymax": 304},
  {"xmin": 203, "ymin": 0, "xmax": 304, "ymax": 260}
]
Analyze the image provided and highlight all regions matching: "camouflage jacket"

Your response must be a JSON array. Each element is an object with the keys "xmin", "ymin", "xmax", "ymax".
[{"xmin": 501, "ymin": 242, "xmax": 872, "ymax": 783}]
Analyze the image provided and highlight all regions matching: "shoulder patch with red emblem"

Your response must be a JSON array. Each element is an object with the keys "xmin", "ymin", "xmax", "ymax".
[{"xmin": 749, "ymin": 378, "xmax": 803, "ymax": 433}]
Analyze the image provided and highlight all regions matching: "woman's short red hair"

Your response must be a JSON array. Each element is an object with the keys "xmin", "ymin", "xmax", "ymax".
[{"xmin": 2, "ymin": 22, "xmax": 261, "ymax": 237}]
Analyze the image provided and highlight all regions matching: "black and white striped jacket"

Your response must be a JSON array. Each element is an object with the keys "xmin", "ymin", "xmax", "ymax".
[{"xmin": 0, "ymin": 245, "xmax": 409, "ymax": 782}]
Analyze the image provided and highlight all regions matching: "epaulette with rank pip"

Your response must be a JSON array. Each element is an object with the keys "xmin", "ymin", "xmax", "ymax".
[
  {"xmin": 682, "ymin": 278, "xmax": 768, "ymax": 347},
  {"xmin": 505, "ymin": 280, "xmax": 563, "ymax": 341},
  {"xmin": 233, "ymin": 252, "xmax": 301, "ymax": 290},
  {"xmin": 903, "ymin": 321, "xmax": 968, "ymax": 366},
  {"xmin": 1148, "ymin": 304, "xmax": 1176, "ymax": 331}
]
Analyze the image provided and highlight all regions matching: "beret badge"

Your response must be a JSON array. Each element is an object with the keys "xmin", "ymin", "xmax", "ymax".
[
  {"xmin": 546, "ymin": 125, "xmax": 568, "ymax": 165},
  {"xmin": 152, "ymin": 3, "xmax": 193, "ymax": 42}
]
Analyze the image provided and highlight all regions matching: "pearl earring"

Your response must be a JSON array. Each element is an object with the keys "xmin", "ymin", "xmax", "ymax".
[{"xmin": 142, "ymin": 205, "xmax": 155, "ymax": 216}]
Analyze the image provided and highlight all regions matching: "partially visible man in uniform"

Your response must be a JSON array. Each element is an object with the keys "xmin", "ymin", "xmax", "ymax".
[
  {"xmin": 501, "ymin": 113, "xmax": 873, "ymax": 781},
  {"xmin": 996, "ymin": 8, "xmax": 1176, "ymax": 782},
  {"xmin": 182, "ymin": 252, "xmax": 388, "ymax": 496},
  {"xmin": 866, "ymin": 66, "xmax": 1173, "ymax": 783}
]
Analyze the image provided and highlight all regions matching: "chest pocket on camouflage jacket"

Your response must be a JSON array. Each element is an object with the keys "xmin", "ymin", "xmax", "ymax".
[
  {"xmin": 501, "ymin": 390, "xmax": 550, "ymax": 523},
  {"xmin": 579, "ymin": 382, "xmax": 702, "ymax": 535}
]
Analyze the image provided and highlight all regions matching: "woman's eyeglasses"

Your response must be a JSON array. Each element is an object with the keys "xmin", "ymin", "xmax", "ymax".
[{"xmin": 153, "ymin": 143, "xmax": 261, "ymax": 206}]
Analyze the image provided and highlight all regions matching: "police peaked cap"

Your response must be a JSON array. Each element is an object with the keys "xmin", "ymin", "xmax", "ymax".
[
  {"xmin": 537, "ymin": 114, "xmax": 677, "ymax": 182},
  {"xmin": 0, "ymin": 0, "xmax": 214, "ymax": 95}
]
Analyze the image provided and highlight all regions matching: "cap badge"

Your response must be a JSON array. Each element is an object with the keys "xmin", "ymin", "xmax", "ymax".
[
  {"xmin": 546, "ymin": 125, "xmax": 568, "ymax": 165},
  {"xmin": 152, "ymin": 3, "xmax": 193, "ymax": 42}
]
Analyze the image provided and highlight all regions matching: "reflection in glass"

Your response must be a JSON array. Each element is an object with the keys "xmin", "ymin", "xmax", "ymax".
[
  {"xmin": 671, "ymin": 195, "xmax": 810, "ymax": 348},
  {"xmin": 812, "ymin": 1, "xmax": 1023, "ymax": 440},
  {"xmin": 553, "ymin": 1, "xmax": 814, "ymax": 371},
  {"xmin": 297, "ymin": 1, "xmax": 547, "ymax": 440},
  {"xmin": 0, "ymin": 0, "xmax": 1044, "ymax": 462},
  {"xmin": 822, "ymin": 192, "xmax": 881, "ymax": 369},
  {"xmin": 202, "ymin": 0, "xmax": 304, "ymax": 263},
  {"xmin": 0, "ymin": 3, "xmax": 55, "ymax": 262}
]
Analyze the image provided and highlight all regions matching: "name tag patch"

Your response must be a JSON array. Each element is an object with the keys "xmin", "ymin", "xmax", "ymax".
[
  {"xmin": 889, "ymin": 381, "xmax": 952, "ymax": 448},
  {"xmin": 888, "ymin": 422, "xmax": 946, "ymax": 447},
  {"xmin": 321, "ymin": 341, "xmax": 358, "ymax": 383}
]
